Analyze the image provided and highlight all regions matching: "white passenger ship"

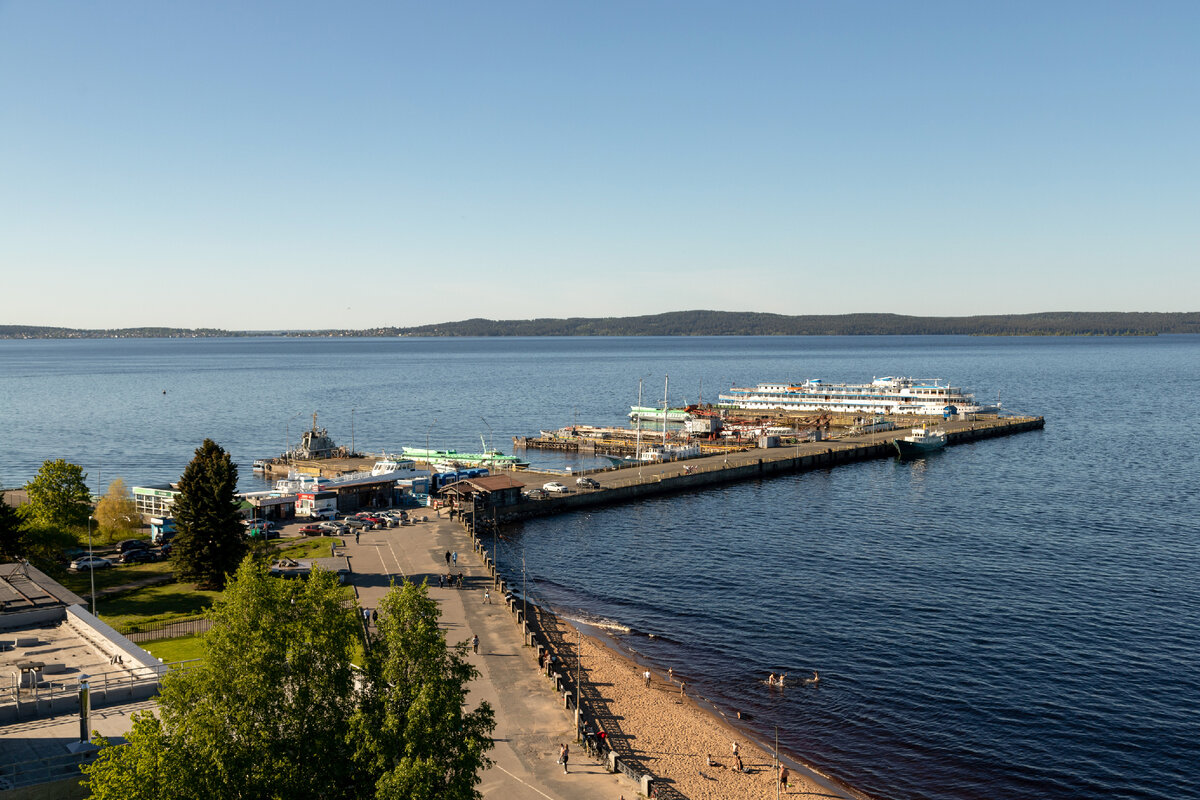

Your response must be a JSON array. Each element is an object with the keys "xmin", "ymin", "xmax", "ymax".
[{"xmin": 717, "ymin": 376, "xmax": 998, "ymax": 416}]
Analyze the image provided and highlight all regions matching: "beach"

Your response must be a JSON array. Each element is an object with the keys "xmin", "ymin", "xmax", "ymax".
[{"xmin": 529, "ymin": 602, "xmax": 859, "ymax": 800}]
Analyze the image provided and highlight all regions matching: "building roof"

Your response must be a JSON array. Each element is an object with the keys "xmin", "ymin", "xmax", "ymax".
[
  {"xmin": 438, "ymin": 474, "xmax": 526, "ymax": 497},
  {"xmin": 0, "ymin": 563, "xmax": 85, "ymax": 614}
]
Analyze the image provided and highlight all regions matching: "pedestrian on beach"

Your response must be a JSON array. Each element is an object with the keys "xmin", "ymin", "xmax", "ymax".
[
  {"xmin": 668, "ymin": 667, "xmax": 673, "ymax": 682},
  {"xmin": 680, "ymin": 681, "xmax": 686, "ymax": 698},
  {"xmin": 643, "ymin": 669, "xmax": 651, "ymax": 687},
  {"xmin": 780, "ymin": 765, "xmax": 790, "ymax": 789},
  {"xmin": 732, "ymin": 741, "xmax": 739, "ymax": 758},
  {"xmin": 559, "ymin": 743, "xmax": 569, "ymax": 774},
  {"xmin": 472, "ymin": 634, "xmax": 479, "ymax": 654}
]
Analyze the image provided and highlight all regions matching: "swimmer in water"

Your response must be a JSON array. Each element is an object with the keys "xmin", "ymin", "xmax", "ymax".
[
  {"xmin": 803, "ymin": 670, "xmax": 820, "ymax": 685},
  {"xmin": 767, "ymin": 672, "xmax": 777, "ymax": 686}
]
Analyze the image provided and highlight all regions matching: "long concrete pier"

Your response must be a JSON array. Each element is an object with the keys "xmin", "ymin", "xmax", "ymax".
[{"xmin": 487, "ymin": 415, "xmax": 1044, "ymax": 524}]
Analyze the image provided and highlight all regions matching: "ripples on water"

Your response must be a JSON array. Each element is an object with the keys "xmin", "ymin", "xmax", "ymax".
[{"xmin": 3, "ymin": 335, "xmax": 1199, "ymax": 800}]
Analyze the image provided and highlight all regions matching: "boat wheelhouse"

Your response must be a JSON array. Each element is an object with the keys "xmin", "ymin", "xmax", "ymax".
[{"xmin": 717, "ymin": 376, "xmax": 998, "ymax": 416}]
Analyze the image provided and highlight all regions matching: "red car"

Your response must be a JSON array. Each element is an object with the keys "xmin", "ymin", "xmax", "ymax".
[{"xmin": 298, "ymin": 525, "xmax": 323, "ymax": 536}]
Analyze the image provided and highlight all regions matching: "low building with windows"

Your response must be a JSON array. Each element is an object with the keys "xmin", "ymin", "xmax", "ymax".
[
  {"xmin": 437, "ymin": 474, "xmax": 526, "ymax": 511},
  {"xmin": 131, "ymin": 484, "xmax": 179, "ymax": 519}
]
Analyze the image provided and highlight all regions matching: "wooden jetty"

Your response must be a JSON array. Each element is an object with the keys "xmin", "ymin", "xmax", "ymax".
[{"xmin": 477, "ymin": 415, "xmax": 1044, "ymax": 526}]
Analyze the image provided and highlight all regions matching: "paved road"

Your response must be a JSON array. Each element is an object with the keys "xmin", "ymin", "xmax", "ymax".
[{"xmin": 341, "ymin": 514, "xmax": 635, "ymax": 800}]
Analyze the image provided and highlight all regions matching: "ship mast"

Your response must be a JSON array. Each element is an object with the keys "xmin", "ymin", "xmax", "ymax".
[
  {"xmin": 662, "ymin": 374, "xmax": 669, "ymax": 449},
  {"xmin": 636, "ymin": 378, "xmax": 643, "ymax": 459}
]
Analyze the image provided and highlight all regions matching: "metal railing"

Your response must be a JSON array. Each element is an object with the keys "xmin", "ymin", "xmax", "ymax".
[
  {"xmin": 0, "ymin": 660, "xmax": 199, "ymax": 723},
  {"xmin": 125, "ymin": 616, "xmax": 211, "ymax": 642}
]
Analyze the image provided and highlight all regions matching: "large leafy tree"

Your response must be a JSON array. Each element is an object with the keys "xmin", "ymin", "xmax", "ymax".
[
  {"xmin": 82, "ymin": 568, "xmax": 496, "ymax": 800},
  {"xmin": 82, "ymin": 559, "xmax": 361, "ymax": 799},
  {"xmin": 351, "ymin": 580, "xmax": 496, "ymax": 800},
  {"xmin": 0, "ymin": 489, "xmax": 25, "ymax": 561},
  {"xmin": 171, "ymin": 439, "xmax": 245, "ymax": 589},
  {"xmin": 92, "ymin": 478, "xmax": 140, "ymax": 544},
  {"xmin": 23, "ymin": 459, "xmax": 91, "ymax": 530}
]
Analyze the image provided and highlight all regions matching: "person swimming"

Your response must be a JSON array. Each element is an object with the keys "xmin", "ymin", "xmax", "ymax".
[
  {"xmin": 803, "ymin": 670, "xmax": 820, "ymax": 685},
  {"xmin": 767, "ymin": 672, "xmax": 777, "ymax": 686}
]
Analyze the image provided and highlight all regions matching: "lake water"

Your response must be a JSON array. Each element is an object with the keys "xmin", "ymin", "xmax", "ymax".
[{"xmin": 2, "ymin": 335, "xmax": 1197, "ymax": 800}]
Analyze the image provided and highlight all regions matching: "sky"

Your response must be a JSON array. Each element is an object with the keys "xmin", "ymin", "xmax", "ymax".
[{"xmin": 1, "ymin": 1, "xmax": 1197, "ymax": 330}]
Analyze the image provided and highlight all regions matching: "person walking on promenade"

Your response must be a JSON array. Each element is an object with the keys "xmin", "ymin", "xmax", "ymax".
[
  {"xmin": 472, "ymin": 634, "xmax": 479, "ymax": 654},
  {"xmin": 559, "ymin": 743, "xmax": 569, "ymax": 774},
  {"xmin": 452, "ymin": 551, "xmax": 458, "ymax": 566},
  {"xmin": 483, "ymin": 588, "xmax": 490, "ymax": 604},
  {"xmin": 445, "ymin": 550, "xmax": 451, "ymax": 567},
  {"xmin": 438, "ymin": 574, "xmax": 444, "ymax": 589},
  {"xmin": 355, "ymin": 530, "xmax": 360, "ymax": 545}
]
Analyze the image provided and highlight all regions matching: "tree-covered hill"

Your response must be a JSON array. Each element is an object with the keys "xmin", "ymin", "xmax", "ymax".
[{"xmin": 3, "ymin": 311, "xmax": 1199, "ymax": 339}]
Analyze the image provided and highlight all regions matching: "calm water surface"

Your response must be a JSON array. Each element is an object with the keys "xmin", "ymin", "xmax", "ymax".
[{"xmin": 2, "ymin": 335, "xmax": 1197, "ymax": 800}]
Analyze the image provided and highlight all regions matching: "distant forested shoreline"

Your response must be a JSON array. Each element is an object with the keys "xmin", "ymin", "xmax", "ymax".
[{"xmin": 3, "ymin": 311, "xmax": 1199, "ymax": 339}]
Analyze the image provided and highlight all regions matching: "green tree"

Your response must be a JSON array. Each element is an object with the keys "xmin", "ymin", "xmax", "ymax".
[
  {"xmin": 82, "ymin": 559, "xmax": 361, "ymax": 800},
  {"xmin": 351, "ymin": 580, "xmax": 496, "ymax": 800},
  {"xmin": 23, "ymin": 459, "xmax": 91, "ymax": 531},
  {"xmin": 92, "ymin": 478, "xmax": 140, "ymax": 544},
  {"xmin": 171, "ymin": 440, "xmax": 245, "ymax": 589},
  {"xmin": 0, "ymin": 489, "xmax": 25, "ymax": 561}
]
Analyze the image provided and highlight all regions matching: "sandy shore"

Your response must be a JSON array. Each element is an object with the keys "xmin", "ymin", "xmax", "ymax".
[{"xmin": 531, "ymin": 604, "xmax": 858, "ymax": 800}]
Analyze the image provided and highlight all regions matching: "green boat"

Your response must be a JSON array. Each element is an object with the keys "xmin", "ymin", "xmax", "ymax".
[{"xmin": 401, "ymin": 447, "xmax": 528, "ymax": 469}]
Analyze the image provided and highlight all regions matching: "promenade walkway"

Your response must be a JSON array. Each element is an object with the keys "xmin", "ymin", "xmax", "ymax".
[{"xmin": 343, "ymin": 514, "xmax": 635, "ymax": 800}]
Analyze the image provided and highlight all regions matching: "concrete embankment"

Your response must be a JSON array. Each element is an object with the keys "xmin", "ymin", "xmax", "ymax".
[{"xmin": 494, "ymin": 415, "xmax": 1044, "ymax": 524}]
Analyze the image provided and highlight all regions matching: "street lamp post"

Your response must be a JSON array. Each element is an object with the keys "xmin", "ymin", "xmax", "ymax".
[
  {"xmin": 576, "ymin": 629, "xmax": 583, "ymax": 742},
  {"xmin": 86, "ymin": 516, "xmax": 96, "ymax": 616}
]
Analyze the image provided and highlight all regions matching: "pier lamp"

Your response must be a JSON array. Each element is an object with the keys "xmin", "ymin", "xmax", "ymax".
[
  {"xmin": 286, "ymin": 411, "xmax": 304, "ymax": 463},
  {"xmin": 576, "ymin": 628, "xmax": 582, "ymax": 743},
  {"xmin": 86, "ymin": 515, "xmax": 96, "ymax": 616}
]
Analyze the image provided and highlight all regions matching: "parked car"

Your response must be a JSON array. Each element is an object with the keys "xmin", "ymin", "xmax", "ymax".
[
  {"xmin": 117, "ymin": 538, "xmax": 151, "ymax": 554},
  {"xmin": 543, "ymin": 482, "xmax": 569, "ymax": 494},
  {"xmin": 344, "ymin": 519, "xmax": 370, "ymax": 530},
  {"xmin": 575, "ymin": 477, "xmax": 600, "ymax": 489},
  {"xmin": 247, "ymin": 526, "xmax": 280, "ymax": 540},
  {"xmin": 70, "ymin": 555, "xmax": 112, "ymax": 571},
  {"xmin": 318, "ymin": 521, "xmax": 346, "ymax": 533},
  {"xmin": 523, "ymin": 488, "xmax": 549, "ymax": 500},
  {"xmin": 120, "ymin": 548, "xmax": 160, "ymax": 564},
  {"xmin": 298, "ymin": 525, "xmax": 324, "ymax": 536}
]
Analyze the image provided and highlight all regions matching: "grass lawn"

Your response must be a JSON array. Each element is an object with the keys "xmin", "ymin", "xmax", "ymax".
[
  {"xmin": 141, "ymin": 634, "xmax": 206, "ymax": 665},
  {"xmin": 60, "ymin": 560, "xmax": 173, "ymax": 595},
  {"xmin": 276, "ymin": 536, "xmax": 341, "ymax": 560},
  {"xmin": 99, "ymin": 582, "xmax": 223, "ymax": 633}
]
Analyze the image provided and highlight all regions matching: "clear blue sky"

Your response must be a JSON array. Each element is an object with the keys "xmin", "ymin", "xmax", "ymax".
[{"xmin": 1, "ymin": 1, "xmax": 1196, "ymax": 329}]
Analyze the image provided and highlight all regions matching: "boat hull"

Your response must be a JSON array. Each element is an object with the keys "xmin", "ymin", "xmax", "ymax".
[{"xmin": 893, "ymin": 438, "xmax": 946, "ymax": 458}]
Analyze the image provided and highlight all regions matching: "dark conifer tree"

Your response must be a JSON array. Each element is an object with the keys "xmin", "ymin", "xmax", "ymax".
[
  {"xmin": 0, "ymin": 491, "xmax": 25, "ymax": 561},
  {"xmin": 171, "ymin": 439, "xmax": 245, "ymax": 589}
]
